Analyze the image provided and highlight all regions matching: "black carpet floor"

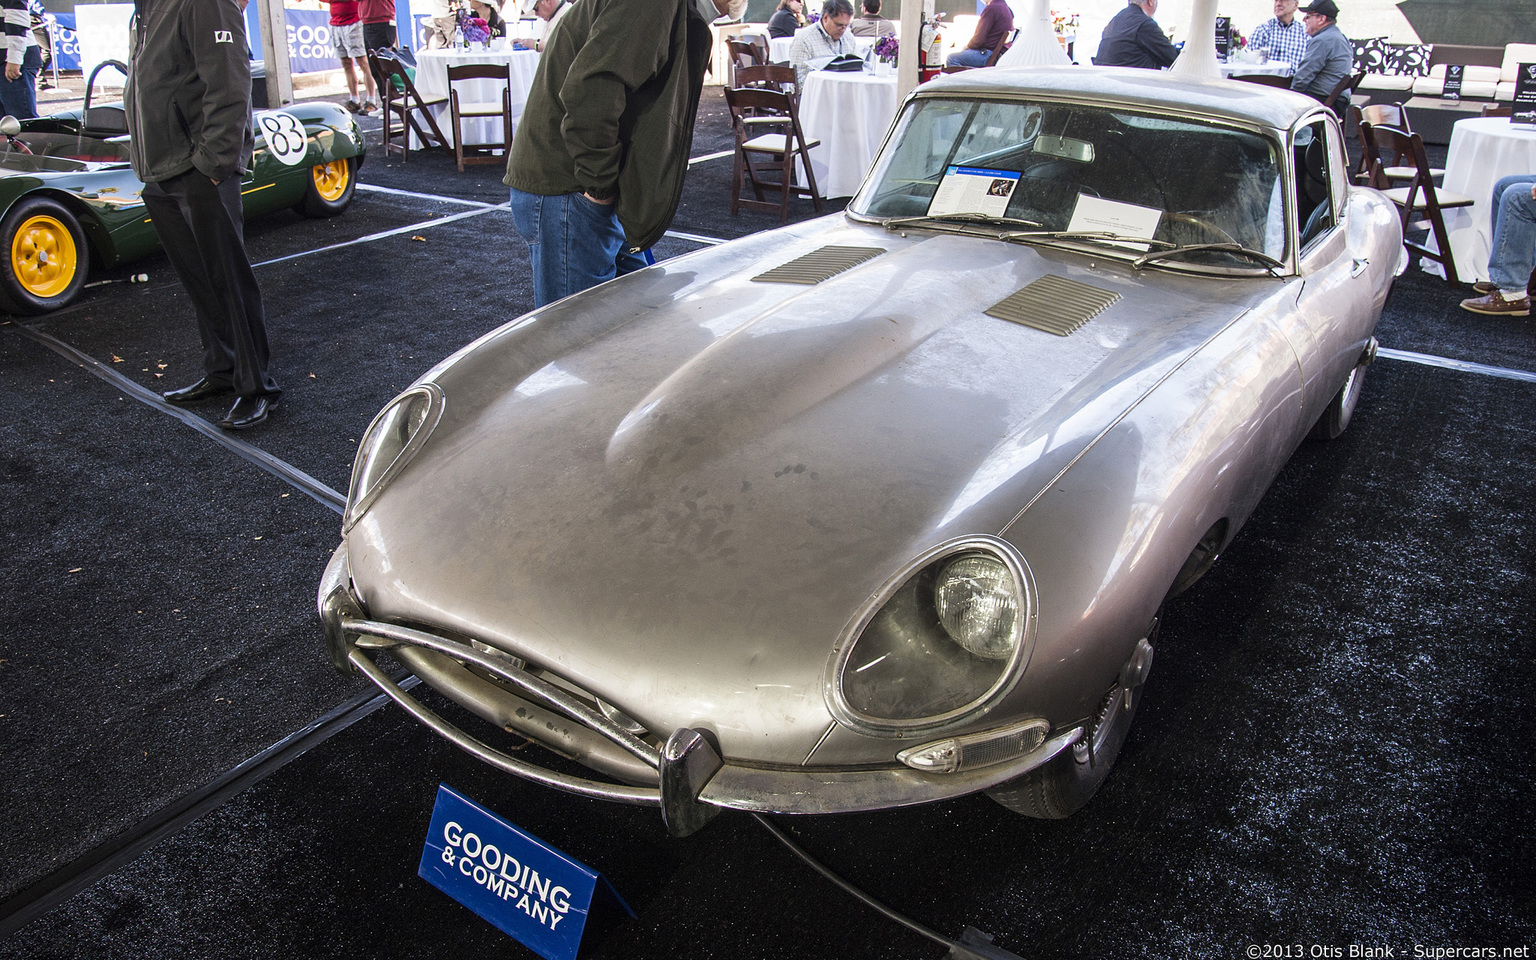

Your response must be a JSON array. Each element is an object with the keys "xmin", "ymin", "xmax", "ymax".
[{"xmin": 0, "ymin": 89, "xmax": 1531, "ymax": 959}]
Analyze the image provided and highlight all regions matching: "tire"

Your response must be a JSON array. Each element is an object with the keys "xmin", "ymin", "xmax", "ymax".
[
  {"xmin": 0, "ymin": 196, "xmax": 88, "ymax": 315},
  {"xmin": 1310, "ymin": 339, "xmax": 1375, "ymax": 441},
  {"xmin": 987, "ymin": 618, "xmax": 1157, "ymax": 819},
  {"xmin": 987, "ymin": 681, "xmax": 1143, "ymax": 818},
  {"xmin": 297, "ymin": 156, "xmax": 357, "ymax": 217}
]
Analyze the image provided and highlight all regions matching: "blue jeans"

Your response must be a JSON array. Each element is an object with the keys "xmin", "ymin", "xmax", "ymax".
[
  {"xmin": 946, "ymin": 47, "xmax": 992, "ymax": 68},
  {"xmin": 0, "ymin": 45, "xmax": 42, "ymax": 120},
  {"xmin": 508, "ymin": 188, "xmax": 649, "ymax": 307},
  {"xmin": 1486, "ymin": 175, "xmax": 1536, "ymax": 293}
]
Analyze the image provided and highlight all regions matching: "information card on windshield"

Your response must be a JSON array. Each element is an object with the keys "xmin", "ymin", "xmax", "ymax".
[
  {"xmin": 1066, "ymin": 195, "xmax": 1163, "ymax": 248},
  {"xmin": 929, "ymin": 166, "xmax": 1022, "ymax": 218}
]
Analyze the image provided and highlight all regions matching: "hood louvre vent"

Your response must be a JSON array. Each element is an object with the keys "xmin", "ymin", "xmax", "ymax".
[
  {"xmin": 752, "ymin": 245, "xmax": 887, "ymax": 285},
  {"xmin": 986, "ymin": 275, "xmax": 1121, "ymax": 336}
]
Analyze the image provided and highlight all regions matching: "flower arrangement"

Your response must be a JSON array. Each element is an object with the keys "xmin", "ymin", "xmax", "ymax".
[
  {"xmin": 807, "ymin": 11, "xmax": 819, "ymax": 23},
  {"xmin": 457, "ymin": 8, "xmax": 490, "ymax": 45},
  {"xmin": 873, "ymin": 34, "xmax": 898, "ymax": 61}
]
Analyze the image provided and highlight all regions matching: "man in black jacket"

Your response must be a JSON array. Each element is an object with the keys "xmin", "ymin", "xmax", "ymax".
[
  {"xmin": 1095, "ymin": 0, "xmax": 1179, "ymax": 69},
  {"xmin": 125, "ymin": 0, "xmax": 280, "ymax": 430}
]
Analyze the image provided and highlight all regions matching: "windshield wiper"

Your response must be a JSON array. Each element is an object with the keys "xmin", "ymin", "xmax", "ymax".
[
  {"xmin": 1132, "ymin": 243, "xmax": 1285, "ymax": 271},
  {"xmin": 879, "ymin": 212, "xmax": 1044, "ymax": 231},
  {"xmin": 997, "ymin": 230, "xmax": 1176, "ymax": 250}
]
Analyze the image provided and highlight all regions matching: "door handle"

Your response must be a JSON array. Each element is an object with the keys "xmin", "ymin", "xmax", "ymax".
[{"xmin": 1350, "ymin": 257, "xmax": 1370, "ymax": 278}]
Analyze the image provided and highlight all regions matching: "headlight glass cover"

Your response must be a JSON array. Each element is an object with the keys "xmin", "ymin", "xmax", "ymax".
[
  {"xmin": 828, "ymin": 537, "xmax": 1037, "ymax": 733},
  {"xmin": 344, "ymin": 384, "xmax": 444, "ymax": 531}
]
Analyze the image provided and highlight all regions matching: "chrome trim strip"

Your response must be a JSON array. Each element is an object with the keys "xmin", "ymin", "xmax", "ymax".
[
  {"xmin": 347, "ymin": 650, "xmax": 660, "ymax": 806},
  {"xmin": 699, "ymin": 727, "xmax": 1082, "ymax": 815}
]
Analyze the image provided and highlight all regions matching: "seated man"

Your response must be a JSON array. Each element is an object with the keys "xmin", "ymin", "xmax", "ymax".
[
  {"xmin": 1094, "ymin": 0, "xmax": 1177, "ymax": 69},
  {"xmin": 849, "ymin": 0, "xmax": 893, "ymax": 38},
  {"xmin": 1461, "ymin": 175, "xmax": 1536, "ymax": 317},
  {"xmin": 789, "ymin": 0, "xmax": 857, "ymax": 86},
  {"xmin": 947, "ymin": 0, "xmax": 1013, "ymax": 68},
  {"xmin": 1247, "ymin": 0, "xmax": 1308, "ymax": 69},
  {"xmin": 1289, "ymin": 0, "xmax": 1352, "ymax": 115}
]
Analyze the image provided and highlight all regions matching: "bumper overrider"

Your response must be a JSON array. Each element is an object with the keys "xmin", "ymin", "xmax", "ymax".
[{"xmin": 319, "ymin": 543, "xmax": 1081, "ymax": 836}]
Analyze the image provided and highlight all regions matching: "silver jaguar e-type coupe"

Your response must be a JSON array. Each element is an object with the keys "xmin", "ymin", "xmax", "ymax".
[{"xmin": 320, "ymin": 67, "xmax": 1401, "ymax": 835}]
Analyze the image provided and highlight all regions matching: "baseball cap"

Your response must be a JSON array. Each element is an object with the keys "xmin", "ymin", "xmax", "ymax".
[{"xmin": 1299, "ymin": 0, "xmax": 1339, "ymax": 18}]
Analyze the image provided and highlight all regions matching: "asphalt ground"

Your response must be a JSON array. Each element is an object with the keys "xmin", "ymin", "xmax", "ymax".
[{"xmin": 0, "ymin": 84, "xmax": 1532, "ymax": 959}]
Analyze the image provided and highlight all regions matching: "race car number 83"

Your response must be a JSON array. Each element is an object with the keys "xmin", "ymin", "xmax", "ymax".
[{"xmin": 255, "ymin": 111, "xmax": 308, "ymax": 166}]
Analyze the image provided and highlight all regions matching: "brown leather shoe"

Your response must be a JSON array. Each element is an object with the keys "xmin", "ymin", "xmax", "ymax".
[
  {"xmin": 1472, "ymin": 281, "xmax": 1498, "ymax": 294},
  {"xmin": 1459, "ymin": 292, "xmax": 1531, "ymax": 316}
]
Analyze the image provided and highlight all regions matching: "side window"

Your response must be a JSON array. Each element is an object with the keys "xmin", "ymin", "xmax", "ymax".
[{"xmin": 1293, "ymin": 118, "xmax": 1337, "ymax": 250}]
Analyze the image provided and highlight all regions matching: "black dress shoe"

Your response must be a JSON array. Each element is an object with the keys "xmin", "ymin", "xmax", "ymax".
[
  {"xmin": 162, "ymin": 377, "xmax": 234, "ymax": 404},
  {"xmin": 218, "ymin": 395, "xmax": 279, "ymax": 430}
]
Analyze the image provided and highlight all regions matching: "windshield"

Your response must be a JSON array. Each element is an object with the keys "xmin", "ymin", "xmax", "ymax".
[{"xmin": 849, "ymin": 97, "xmax": 1287, "ymax": 268}]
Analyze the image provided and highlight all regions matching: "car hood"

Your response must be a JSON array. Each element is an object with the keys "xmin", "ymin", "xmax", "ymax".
[{"xmin": 347, "ymin": 216, "xmax": 1282, "ymax": 760}]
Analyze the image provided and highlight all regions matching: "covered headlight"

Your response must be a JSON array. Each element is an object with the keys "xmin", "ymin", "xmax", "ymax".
[
  {"xmin": 343, "ymin": 384, "xmax": 444, "ymax": 531},
  {"xmin": 828, "ymin": 537, "xmax": 1037, "ymax": 734}
]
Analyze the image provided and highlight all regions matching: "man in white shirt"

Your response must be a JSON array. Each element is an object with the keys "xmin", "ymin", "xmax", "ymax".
[{"xmin": 789, "ymin": 0, "xmax": 857, "ymax": 86}]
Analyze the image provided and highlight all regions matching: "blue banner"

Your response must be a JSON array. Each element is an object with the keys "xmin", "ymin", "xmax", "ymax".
[
  {"xmin": 240, "ymin": 1, "xmax": 419, "ymax": 77},
  {"xmin": 41, "ymin": 13, "xmax": 79, "ymax": 72},
  {"xmin": 418, "ymin": 784, "xmax": 632, "ymax": 960},
  {"xmin": 285, "ymin": 9, "xmax": 341, "ymax": 74}
]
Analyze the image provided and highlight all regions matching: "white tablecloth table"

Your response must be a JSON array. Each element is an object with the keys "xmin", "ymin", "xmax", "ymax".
[
  {"xmin": 797, "ymin": 69, "xmax": 899, "ymax": 199},
  {"xmin": 1219, "ymin": 60, "xmax": 1293, "ymax": 77},
  {"xmin": 768, "ymin": 33, "xmax": 870, "ymax": 63},
  {"xmin": 1424, "ymin": 117, "xmax": 1536, "ymax": 283},
  {"xmin": 410, "ymin": 47, "xmax": 541, "ymax": 150}
]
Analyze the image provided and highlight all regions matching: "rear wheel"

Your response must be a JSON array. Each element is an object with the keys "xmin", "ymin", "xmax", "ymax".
[
  {"xmin": 0, "ymin": 197, "xmax": 88, "ymax": 315},
  {"xmin": 297, "ymin": 156, "xmax": 357, "ymax": 217}
]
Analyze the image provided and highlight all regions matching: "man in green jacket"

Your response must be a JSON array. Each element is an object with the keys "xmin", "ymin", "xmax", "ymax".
[{"xmin": 505, "ymin": 0, "xmax": 725, "ymax": 306}]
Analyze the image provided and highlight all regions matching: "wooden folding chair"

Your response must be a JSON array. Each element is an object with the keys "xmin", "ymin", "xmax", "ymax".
[
  {"xmin": 370, "ymin": 48, "xmax": 449, "ymax": 160},
  {"xmin": 724, "ymin": 83, "xmax": 824, "ymax": 222},
  {"xmin": 985, "ymin": 28, "xmax": 1017, "ymax": 67},
  {"xmin": 1372, "ymin": 125, "xmax": 1474, "ymax": 285},
  {"xmin": 447, "ymin": 62, "xmax": 513, "ymax": 172},
  {"xmin": 1355, "ymin": 104, "xmax": 1442, "ymax": 188},
  {"xmin": 1323, "ymin": 69, "xmax": 1365, "ymax": 114},
  {"xmin": 734, "ymin": 63, "xmax": 797, "ymax": 98}
]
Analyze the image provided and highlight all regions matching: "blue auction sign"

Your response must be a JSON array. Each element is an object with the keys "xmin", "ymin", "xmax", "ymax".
[{"xmin": 418, "ymin": 784, "xmax": 633, "ymax": 960}]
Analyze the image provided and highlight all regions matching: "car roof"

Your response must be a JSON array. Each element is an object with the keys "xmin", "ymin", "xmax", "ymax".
[{"xmin": 915, "ymin": 65, "xmax": 1325, "ymax": 133}]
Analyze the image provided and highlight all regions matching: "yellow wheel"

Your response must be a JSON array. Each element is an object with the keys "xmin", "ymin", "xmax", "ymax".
[
  {"xmin": 312, "ymin": 159, "xmax": 350, "ymax": 202},
  {"xmin": 0, "ymin": 197, "xmax": 88, "ymax": 315},
  {"xmin": 298, "ymin": 156, "xmax": 357, "ymax": 217}
]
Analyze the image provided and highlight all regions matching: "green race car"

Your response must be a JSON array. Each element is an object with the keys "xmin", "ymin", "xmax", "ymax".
[{"xmin": 0, "ymin": 97, "xmax": 366, "ymax": 315}]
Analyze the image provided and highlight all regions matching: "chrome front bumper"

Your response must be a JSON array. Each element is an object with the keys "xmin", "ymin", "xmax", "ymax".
[{"xmin": 319, "ymin": 543, "xmax": 1081, "ymax": 835}]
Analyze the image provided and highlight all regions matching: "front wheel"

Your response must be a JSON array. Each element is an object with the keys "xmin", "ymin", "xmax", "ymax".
[
  {"xmin": 0, "ymin": 196, "xmax": 89, "ymax": 315},
  {"xmin": 297, "ymin": 156, "xmax": 357, "ymax": 217},
  {"xmin": 1310, "ymin": 338, "xmax": 1376, "ymax": 440},
  {"xmin": 986, "ymin": 681, "xmax": 1143, "ymax": 819}
]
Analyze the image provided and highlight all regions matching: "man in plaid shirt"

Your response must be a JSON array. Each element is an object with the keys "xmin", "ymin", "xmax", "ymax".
[
  {"xmin": 1248, "ymin": 0, "xmax": 1308, "ymax": 69},
  {"xmin": 789, "ymin": 0, "xmax": 858, "ymax": 86}
]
